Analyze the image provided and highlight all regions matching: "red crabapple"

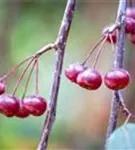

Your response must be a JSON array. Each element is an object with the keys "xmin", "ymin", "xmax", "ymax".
[
  {"xmin": 22, "ymin": 95, "xmax": 47, "ymax": 116},
  {"xmin": 76, "ymin": 68, "xmax": 102, "ymax": 90},
  {"xmin": 65, "ymin": 63, "xmax": 86, "ymax": 82},
  {"xmin": 104, "ymin": 69, "xmax": 130, "ymax": 90}
]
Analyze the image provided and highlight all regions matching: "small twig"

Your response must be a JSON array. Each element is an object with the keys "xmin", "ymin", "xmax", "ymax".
[
  {"xmin": 118, "ymin": 91, "xmax": 130, "ymax": 115},
  {"xmin": 37, "ymin": 0, "xmax": 76, "ymax": 150},
  {"xmin": 117, "ymin": 91, "xmax": 135, "ymax": 118},
  {"xmin": 105, "ymin": 0, "xmax": 127, "ymax": 148},
  {"xmin": 35, "ymin": 43, "xmax": 56, "ymax": 57},
  {"xmin": 103, "ymin": 22, "xmax": 121, "ymax": 34},
  {"xmin": 124, "ymin": 113, "xmax": 132, "ymax": 125}
]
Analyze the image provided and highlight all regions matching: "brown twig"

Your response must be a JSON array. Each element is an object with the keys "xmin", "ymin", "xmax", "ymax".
[
  {"xmin": 118, "ymin": 91, "xmax": 135, "ymax": 119},
  {"xmin": 105, "ymin": 0, "xmax": 127, "ymax": 148},
  {"xmin": 37, "ymin": 0, "xmax": 76, "ymax": 150},
  {"xmin": 35, "ymin": 43, "xmax": 56, "ymax": 57}
]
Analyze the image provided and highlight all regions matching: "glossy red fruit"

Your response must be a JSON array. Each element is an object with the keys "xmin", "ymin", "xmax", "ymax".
[
  {"xmin": 16, "ymin": 101, "xmax": 29, "ymax": 118},
  {"xmin": 103, "ymin": 26, "xmax": 117, "ymax": 44},
  {"xmin": 22, "ymin": 95, "xmax": 47, "ymax": 116},
  {"xmin": 65, "ymin": 63, "xmax": 86, "ymax": 83},
  {"xmin": 126, "ymin": 7, "xmax": 135, "ymax": 20},
  {"xmin": 76, "ymin": 69, "xmax": 102, "ymax": 90},
  {"xmin": 0, "ymin": 94, "xmax": 20, "ymax": 117},
  {"xmin": 125, "ymin": 18, "xmax": 135, "ymax": 34},
  {"xmin": 0, "ymin": 80, "xmax": 6, "ymax": 95},
  {"xmin": 104, "ymin": 69, "xmax": 130, "ymax": 90}
]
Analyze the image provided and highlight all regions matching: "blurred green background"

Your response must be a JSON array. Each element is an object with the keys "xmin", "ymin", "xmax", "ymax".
[{"xmin": 0, "ymin": 0, "xmax": 135, "ymax": 149}]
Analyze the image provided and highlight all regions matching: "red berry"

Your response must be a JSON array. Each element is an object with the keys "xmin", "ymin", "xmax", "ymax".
[
  {"xmin": 76, "ymin": 69, "xmax": 102, "ymax": 90},
  {"xmin": 125, "ymin": 18, "xmax": 135, "ymax": 34},
  {"xmin": 65, "ymin": 63, "xmax": 86, "ymax": 83},
  {"xmin": 103, "ymin": 26, "xmax": 117, "ymax": 44},
  {"xmin": 16, "ymin": 101, "xmax": 29, "ymax": 118},
  {"xmin": 22, "ymin": 95, "xmax": 47, "ymax": 116},
  {"xmin": 0, "ymin": 80, "xmax": 6, "ymax": 95},
  {"xmin": 0, "ymin": 94, "xmax": 20, "ymax": 117},
  {"xmin": 126, "ymin": 7, "xmax": 135, "ymax": 20},
  {"xmin": 104, "ymin": 69, "xmax": 130, "ymax": 90}
]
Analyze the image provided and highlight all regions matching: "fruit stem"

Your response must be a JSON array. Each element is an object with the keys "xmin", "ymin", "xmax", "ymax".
[
  {"xmin": 92, "ymin": 36, "xmax": 107, "ymax": 69},
  {"xmin": 35, "ymin": 56, "xmax": 39, "ymax": 95},
  {"xmin": 110, "ymin": 34, "xmax": 116, "ymax": 53},
  {"xmin": 105, "ymin": 0, "xmax": 127, "ymax": 149},
  {"xmin": 2, "ymin": 55, "xmax": 34, "ymax": 81},
  {"xmin": 35, "ymin": 43, "xmax": 56, "ymax": 57},
  {"xmin": 1, "ymin": 43, "xmax": 56, "ymax": 81},
  {"xmin": 12, "ymin": 57, "xmax": 35, "ymax": 96},
  {"xmin": 82, "ymin": 36, "xmax": 105, "ymax": 65},
  {"xmin": 22, "ymin": 59, "xmax": 37, "ymax": 100}
]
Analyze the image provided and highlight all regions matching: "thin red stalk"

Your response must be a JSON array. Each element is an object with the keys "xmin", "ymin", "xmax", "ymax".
[
  {"xmin": 2, "ymin": 43, "xmax": 55, "ymax": 81},
  {"xmin": 22, "ymin": 59, "xmax": 36, "ymax": 99},
  {"xmin": 12, "ymin": 57, "xmax": 35, "ymax": 96},
  {"xmin": 109, "ymin": 34, "xmax": 116, "ymax": 53},
  {"xmin": 35, "ymin": 56, "xmax": 39, "ymax": 95},
  {"xmin": 2, "ymin": 55, "xmax": 34, "ymax": 81},
  {"xmin": 110, "ymin": 34, "xmax": 117, "ymax": 65},
  {"xmin": 92, "ymin": 37, "xmax": 107, "ymax": 69},
  {"xmin": 82, "ymin": 36, "xmax": 105, "ymax": 65}
]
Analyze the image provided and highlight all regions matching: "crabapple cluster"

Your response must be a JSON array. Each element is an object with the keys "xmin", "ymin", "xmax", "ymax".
[
  {"xmin": 65, "ymin": 64, "xmax": 130, "ymax": 90},
  {"xmin": 103, "ymin": 7, "xmax": 135, "ymax": 44},
  {"xmin": 0, "ymin": 84, "xmax": 47, "ymax": 118},
  {"xmin": 0, "ymin": 56, "xmax": 47, "ymax": 118},
  {"xmin": 65, "ymin": 63, "xmax": 102, "ymax": 90},
  {"xmin": 16, "ymin": 95, "xmax": 47, "ymax": 118},
  {"xmin": 65, "ymin": 7, "xmax": 133, "ymax": 91}
]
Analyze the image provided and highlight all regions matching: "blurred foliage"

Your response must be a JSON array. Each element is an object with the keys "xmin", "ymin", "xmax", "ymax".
[{"xmin": 0, "ymin": 0, "xmax": 133, "ymax": 149}]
